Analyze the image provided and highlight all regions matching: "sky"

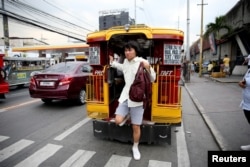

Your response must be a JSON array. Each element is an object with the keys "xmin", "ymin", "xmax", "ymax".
[{"xmin": 0, "ymin": 0, "xmax": 240, "ymax": 47}]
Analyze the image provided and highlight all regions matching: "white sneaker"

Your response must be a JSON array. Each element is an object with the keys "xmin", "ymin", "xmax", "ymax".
[
  {"xmin": 119, "ymin": 114, "xmax": 130, "ymax": 126},
  {"xmin": 240, "ymin": 145, "xmax": 250, "ymax": 151},
  {"xmin": 132, "ymin": 147, "xmax": 141, "ymax": 160},
  {"xmin": 109, "ymin": 118, "xmax": 115, "ymax": 123}
]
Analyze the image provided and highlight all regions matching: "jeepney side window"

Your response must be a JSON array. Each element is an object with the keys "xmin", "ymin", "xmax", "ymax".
[
  {"xmin": 89, "ymin": 46, "xmax": 100, "ymax": 65},
  {"xmin": 3, "ymin": 61, "xmax": 11, "ymax": 72},
  {"xmin": 163, "ymin": 44, "xmax": 182, "ymax": 64}
]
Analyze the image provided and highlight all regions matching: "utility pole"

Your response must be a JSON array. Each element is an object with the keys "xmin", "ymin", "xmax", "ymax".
[
  {"xmin": 186, "ymin": 0, "xmax": 190, "ymax": 61},
  {"xmin": 198, "ymin": 0, "xmax": 207, "ymax": 77},
  {"xmin": 1, "ymin": 0, "xmax": 10, "ymax": 56},
  {"xmin": 184, "ymin": 0, "xmax": 190, "ymax": 82},
  {"xmin": 134, "ymin": 0, "xmax": 136, "ymax": 25}
]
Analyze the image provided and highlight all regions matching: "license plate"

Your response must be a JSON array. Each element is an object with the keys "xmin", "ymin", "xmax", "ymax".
[
  {"xmin": 17, "ymin": 73, "xmax": 26, "ymax": 79},
  {"xmin": 40, "ymin": 82, "xmax": 54, "ymax": 86}
]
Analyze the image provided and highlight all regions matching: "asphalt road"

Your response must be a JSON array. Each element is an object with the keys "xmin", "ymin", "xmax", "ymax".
[{"xmin": 0, "ymin": 85, "xmax": 218, "ymax": 167}]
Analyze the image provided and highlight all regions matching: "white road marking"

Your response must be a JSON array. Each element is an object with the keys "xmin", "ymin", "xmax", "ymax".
[
  {"xmin": 0, "ymin": 139, "xmax": 34, "ymax": 162},
  {"xmin": 0, "ymin": 99, "xmax": 40, "ymax": 113},
  {"xmin": 104, "ymin": 155, "xmax": 132, "ymax": 167},
  {"xmin": 54, "ymin": 117, "xmax": 91, "ymax": 141},
  {"xmin": 0, "ymin": 109, "xmax": 7, "ymax": 113},
  {"xmin": 176, "ymin": 125, "xmax": 191, "ymax": 167},
  {"xmin": 148, "ymin": 160, "xmax": 172, "ymax": 167},
  {"xmin": 60, "ymin": 149, "xmax": 96, "ymax": 167},
  {"xmin": 14, "ymin": 143, "xmax": 62, "ymax": 167},
  {"xmin": 0, "ymin": 137, "xmax": 175, "ymax": 167},
  {"xmin": 0, "ymin": 135, "xmax": 9, "ymax": 142}
]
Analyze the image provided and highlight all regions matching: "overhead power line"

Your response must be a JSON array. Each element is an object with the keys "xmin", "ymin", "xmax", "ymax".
[
  {"xmin": 43, "ymin": 0, "xmax": 96, "ymax": 30},
  {"xmin": 1, "ymin": 0, "xmax": 100, "ymax": 43},
  {"xmin": 0, "ymin": 9, "xmax": 86, "ymax": 42},
  {"xmin": 6, "ymin": 0, "xmax": 93, "ymax": 32}
]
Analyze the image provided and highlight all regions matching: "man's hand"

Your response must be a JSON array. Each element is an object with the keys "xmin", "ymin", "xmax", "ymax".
[
  {"xmin": 142, "ymin": 61, "xmax": 151, "ymax": 73},
  {"xmin": 239, "ymin": 80, "xmax": 246, "ymax": 88}
]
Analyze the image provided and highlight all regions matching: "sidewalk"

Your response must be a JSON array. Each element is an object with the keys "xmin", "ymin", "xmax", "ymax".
[{"xmin": 184, "ymin": 73, "xmax": 250, "ymax": 151}]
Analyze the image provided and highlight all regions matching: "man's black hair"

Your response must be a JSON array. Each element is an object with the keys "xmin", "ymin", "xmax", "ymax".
[{"xmin": 124, "ymin": 41, "xmax": 140, "ymax": 55}]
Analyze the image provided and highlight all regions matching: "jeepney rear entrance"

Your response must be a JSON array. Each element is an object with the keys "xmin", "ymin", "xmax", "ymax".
[{"xmin": 86, "ymin": 25, "xmax": 184, "ymax": 144}]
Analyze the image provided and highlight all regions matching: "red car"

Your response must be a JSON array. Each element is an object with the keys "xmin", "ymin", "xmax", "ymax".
[
  {"xmin": 29, "ymin": 61, "xmax": 92, "ymax": 105},
  {"xmin": 0, "ymin": 67, "xmax": 9, "ymax": 99}
]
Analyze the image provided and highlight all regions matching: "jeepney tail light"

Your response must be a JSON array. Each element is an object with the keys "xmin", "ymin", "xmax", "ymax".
[{"xmin": 59, "ymin": 77, "xmax": 73, "ymax": 86}]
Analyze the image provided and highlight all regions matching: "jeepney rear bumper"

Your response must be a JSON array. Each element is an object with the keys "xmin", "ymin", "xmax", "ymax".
[{"xmin": 92, "ymin": 119, "xmax": 172, "ymax": 145}]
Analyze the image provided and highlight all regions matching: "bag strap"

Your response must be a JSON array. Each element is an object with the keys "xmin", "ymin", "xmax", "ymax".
[{"xmin": 135, "ymin": 62, "xmax": 144, "ymax": 78}]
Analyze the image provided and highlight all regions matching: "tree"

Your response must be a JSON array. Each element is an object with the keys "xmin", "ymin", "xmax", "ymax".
[
  {"xmin": 204, "ymin": 15, "xmax": 231, "ymax": 38},
  {"xmin": 204, "ymin": 15, "xmax": 231, "ymax": 61}
]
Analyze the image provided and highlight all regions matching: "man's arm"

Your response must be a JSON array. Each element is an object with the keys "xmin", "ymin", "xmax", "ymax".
[{"xmin": 242, "ymin": 57, "xmax": 248, "ymax": 65}]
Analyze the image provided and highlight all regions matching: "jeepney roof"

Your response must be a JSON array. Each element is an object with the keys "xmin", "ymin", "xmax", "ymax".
[{"xmin": 87, "ymin": 24, "xmax": 184, "ymax": 43}]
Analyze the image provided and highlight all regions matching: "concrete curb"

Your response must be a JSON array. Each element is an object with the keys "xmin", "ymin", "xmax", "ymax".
[{"xmin": 203, "ymin": 75, "xmax": 243, "ymax": 83}]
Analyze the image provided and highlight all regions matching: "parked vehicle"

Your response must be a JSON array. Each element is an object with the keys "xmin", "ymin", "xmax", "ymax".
[
  {"xmin": 202, "ymin": 61, "xmax": 210, "ymax": 73},
  {"xmin": 0, "ymin": 53, "xmax": 9, "ymax": 99},
  {"xmin": 29, "ymin": 61, "xmax": 92, "ymax": 104},
  {"xmin": 203, "ymin": 61, "xmax": 210, "ymax": 68}
]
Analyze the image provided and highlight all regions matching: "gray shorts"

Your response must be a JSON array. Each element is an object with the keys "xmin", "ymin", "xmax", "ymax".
[
  {"xmin": 115, "ymin": 100, "xmax": 144, "ymax": 125},
  {"xmin": 223, "ymin": 66, "xmax": 230, "ymax": 72}
]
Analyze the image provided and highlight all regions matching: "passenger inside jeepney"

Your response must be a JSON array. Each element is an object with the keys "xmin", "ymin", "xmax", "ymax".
[
  {"xmin": 112, "ymin": 52, "xmax": 125, "ymax": 96},
  {"xmin": 11, "ymin": 62, "xmax": 16, "ymax": 70},
  {"xmin": 114, "ymin": 53, "xmax": 125, "ymax": 76},
  {"xmin": 157, "ymin": 58, "xmax": 163, "ymax": 64},
  {"xmin": 3, "ymin": 61, "xmax": 11, "ymax": 76}
]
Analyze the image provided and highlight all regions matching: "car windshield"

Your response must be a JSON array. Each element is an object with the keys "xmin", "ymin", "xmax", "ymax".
[
  {"xmin": 82, "ymin": 65, "xmax": 92, "ymax": 72},
  {"xmin": 43, "ymin": 62, "xmax": 78, "ymax": 73}
]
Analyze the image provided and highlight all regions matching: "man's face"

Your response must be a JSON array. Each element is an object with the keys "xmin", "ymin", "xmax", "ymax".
[{"xmin": 124, "ymin": 47, "xmax": 136, "ymax": 61}]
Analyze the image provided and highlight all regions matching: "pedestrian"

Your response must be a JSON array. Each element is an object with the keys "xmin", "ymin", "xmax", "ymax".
[
  {"xmin": 156, "ymin": 58, "xmax": 163, "ymax": 64},
  {"xmin": 238, "ymin": 69, "xmax": 250, "ymax": 151},
  {"xmin": 223, "ymin": 54, "xmax": 230, "ymax": 76},
  {"xmin": 182, "ymin": 59, "xmax": 188, "ymax": 77},
  {"xmin": 190, "ymin": 61, "xmax": 195, "ymax": 75},
  {"xmin": 207, "ymin": 61, "xmax": 214, "ymax": 75},
  {"xmin": 242, "ymin": 54, "xmax": 250, "ymax": 69},
  {"xmin": 109, "ymin": 41, "xmax": 156, "ymax": 160}
]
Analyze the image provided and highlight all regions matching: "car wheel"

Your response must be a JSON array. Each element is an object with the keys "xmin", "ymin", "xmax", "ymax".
[
  {"xmin": 78, "ymin": 89, "xmax": 86, "ymax": 105},
  {"xmin": 41, "ymin": 98, "xmax": 53, "ymax": 104}
]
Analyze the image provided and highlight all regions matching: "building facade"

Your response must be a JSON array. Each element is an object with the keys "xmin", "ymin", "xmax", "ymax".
[
  {"xmin": 190, "ymin": 0, "xmax": 250, "ymax": 73},
  {"xmin": 0, "ymin": 37, "xmax": 48, "ymax": 48},
  {"xmin": 99, "ymin": 9, "xmax": 135, "ymax": 30}
]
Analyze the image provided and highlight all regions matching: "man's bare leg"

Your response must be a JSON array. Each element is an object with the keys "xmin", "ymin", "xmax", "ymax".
[{"xmin": 132, "ymin": 124, "xmax": 141, "ymax": 160}]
